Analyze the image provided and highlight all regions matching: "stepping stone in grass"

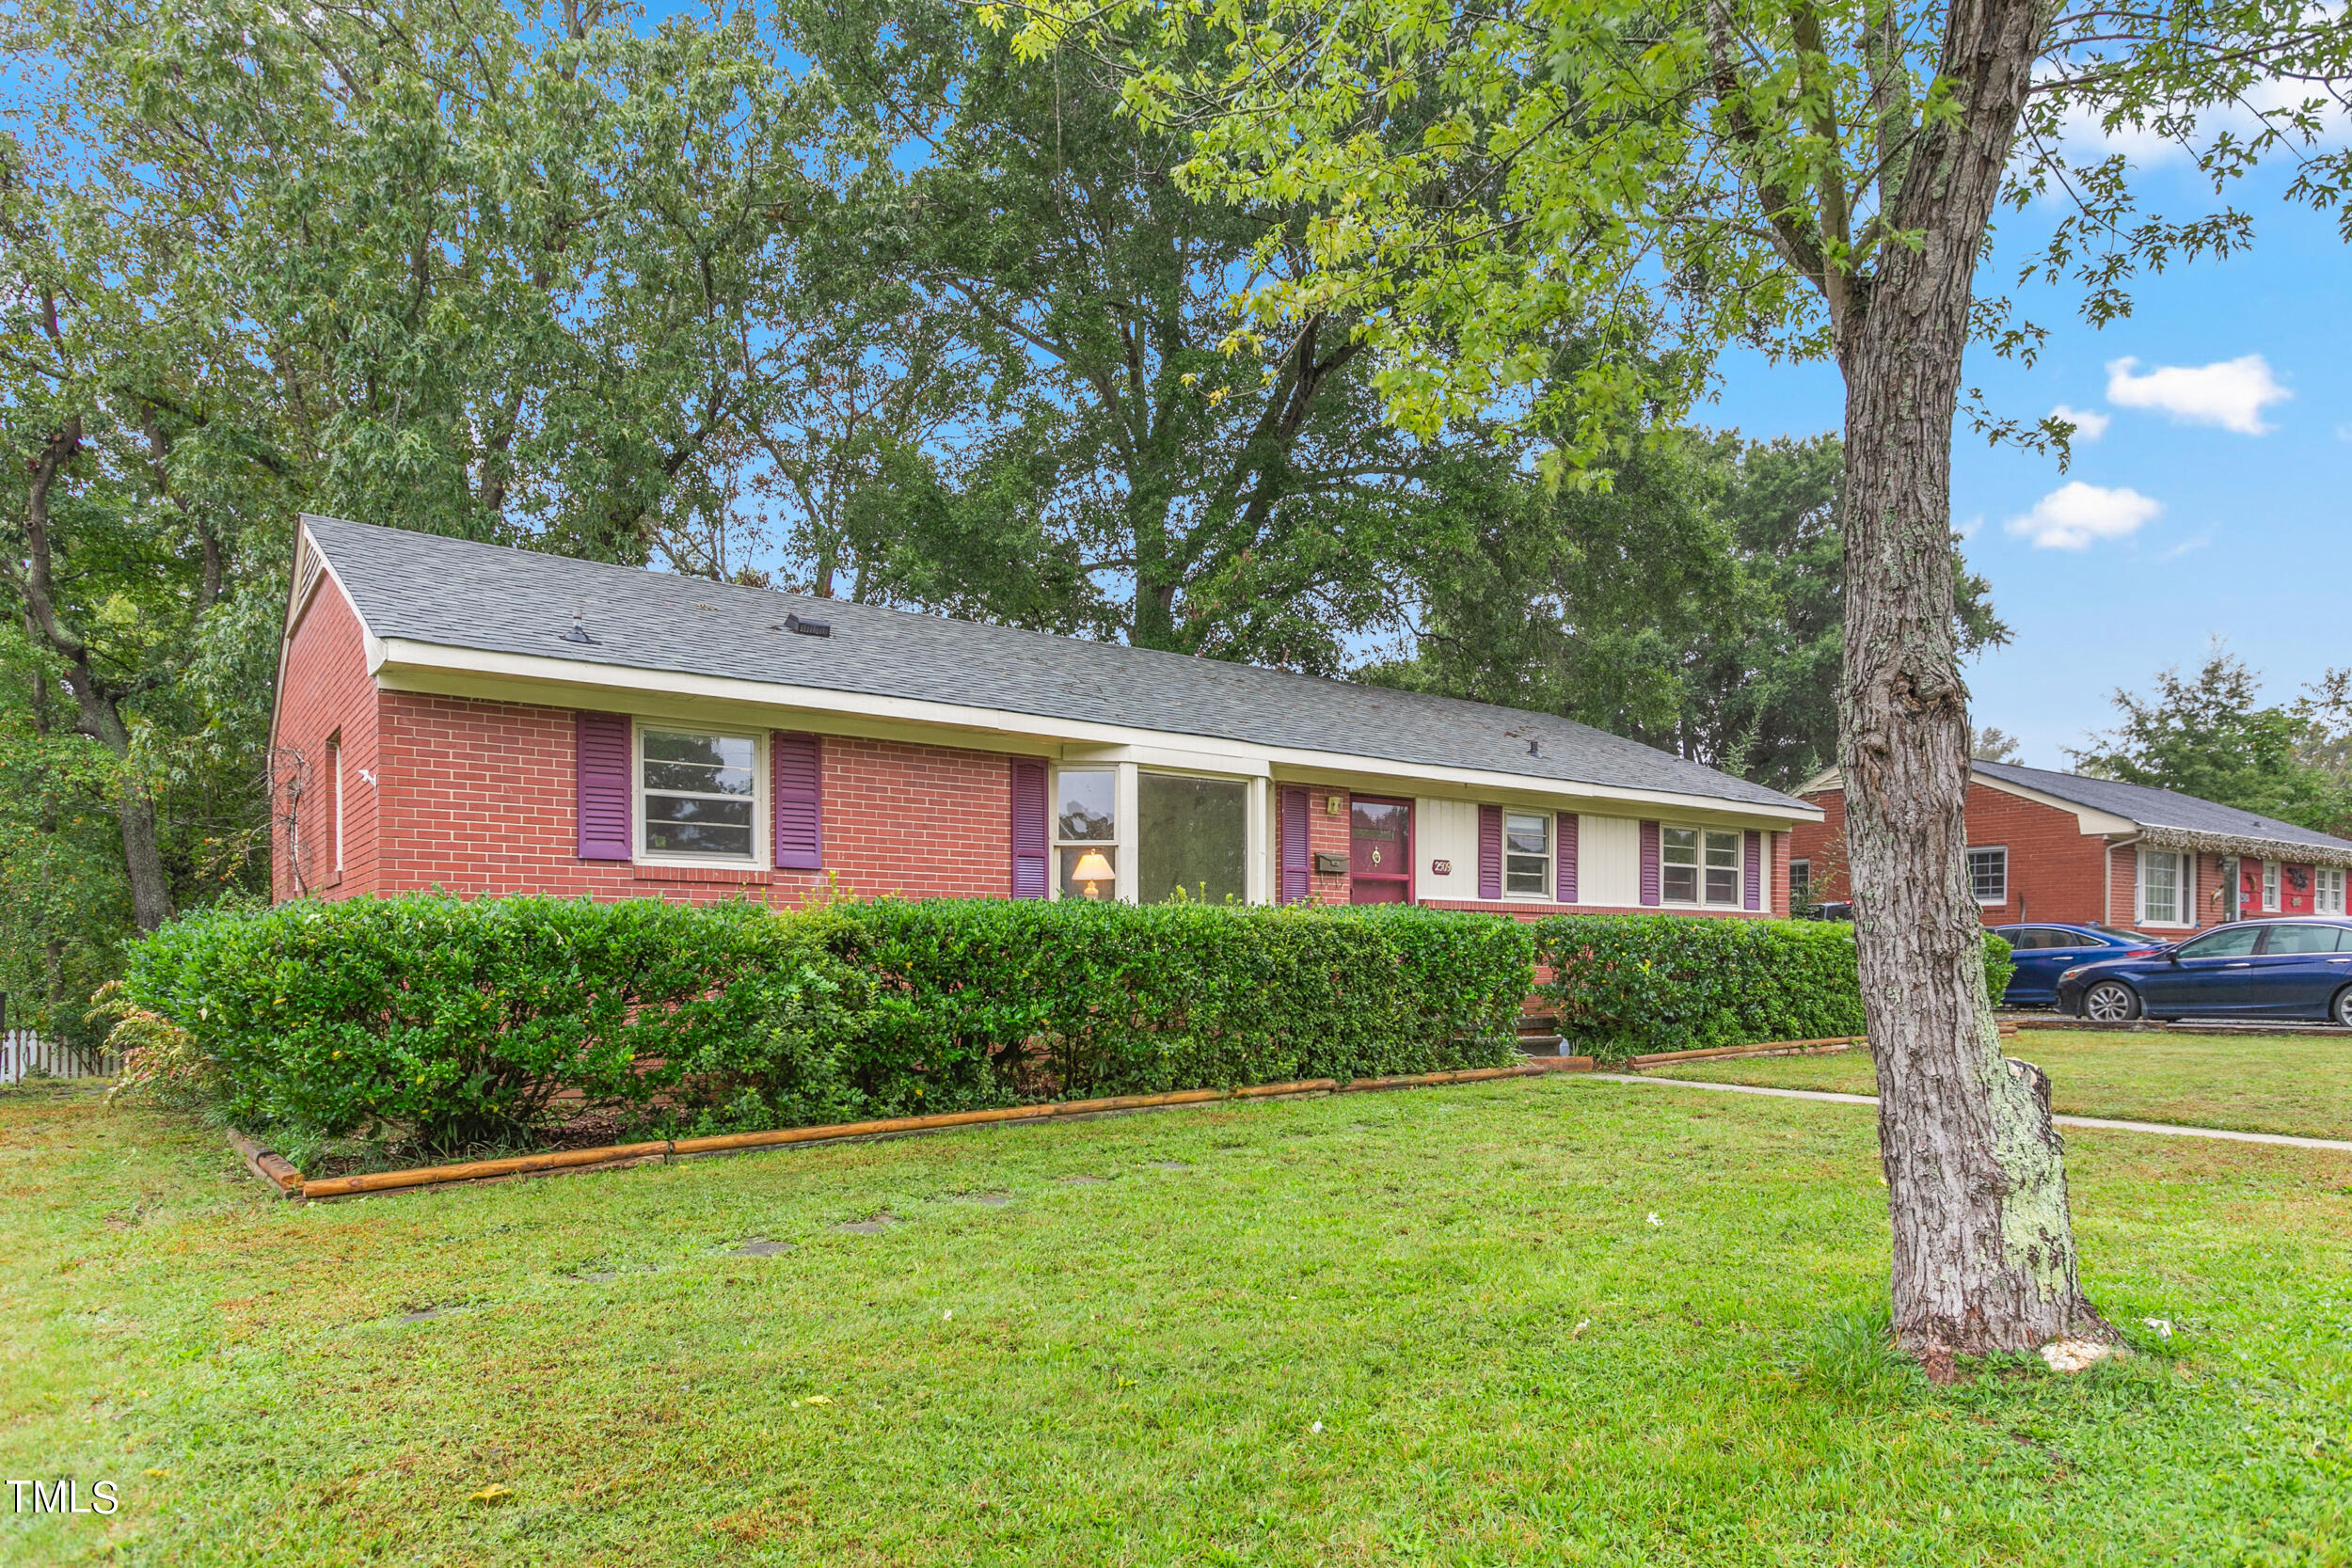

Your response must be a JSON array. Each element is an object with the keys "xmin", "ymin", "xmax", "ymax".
[
  {"xmin": 1058, "ymin": 1175, "xmax": 1106, "ymax": 1185},
  {"xmin": 725, "ymin": 1240, "xmax": 795, "ymax": 1257},
  {"xmin": 396, "ymin": 1303, "xmax": 471, "ymax": 1322},
  {"xmin": 955, "ymin": 1193, "xmax": 1012, "ymax": 1207},
  {"xmin": 1152, "ymin": 1162, "xmax": 1193, "ymax": 1172},
  {"xmin": 835, "ymin": 1212, "xmax": 899, "ymax": 1234},
  {"xmin": 568, "ymin": 1270, "xmax": 624, "ymax": 1284}
]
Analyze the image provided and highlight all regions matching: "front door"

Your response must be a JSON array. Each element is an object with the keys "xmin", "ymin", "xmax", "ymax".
[{"xmin": 1349, "ymin": 798, "xmax": 1412, "ymax": 904}]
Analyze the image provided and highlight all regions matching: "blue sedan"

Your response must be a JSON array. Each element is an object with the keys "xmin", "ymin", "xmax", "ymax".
[
  {"xmin": 2054, "ymin": 917, "xmax": 2352, "ymax": 1025},
  {"xmin": 1991, "ymin": 923, "xmax": 2160, "ymax": 1006}
]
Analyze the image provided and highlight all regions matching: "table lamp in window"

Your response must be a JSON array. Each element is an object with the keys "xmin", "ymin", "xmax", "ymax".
[{"xmin": 1073, "ymin": 849, "xmax": 1114, "ymax": 900}]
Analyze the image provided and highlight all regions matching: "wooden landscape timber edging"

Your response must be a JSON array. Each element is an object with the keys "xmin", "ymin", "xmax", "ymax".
[
  {"xmin": 1618, "ymin": 1022, "xmax": 2018, "ymax": 1071},
  {"xmin": 249, "ymin": 1056, "xmax": 1602, "ymax": 1203}
]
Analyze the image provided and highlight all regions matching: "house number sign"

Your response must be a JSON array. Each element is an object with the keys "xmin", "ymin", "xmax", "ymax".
[{"xmin": 1431, "ymin": 859, "xmax": 1453, "ymax": 876}]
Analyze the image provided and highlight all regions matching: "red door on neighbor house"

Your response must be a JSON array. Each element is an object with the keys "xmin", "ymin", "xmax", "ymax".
[{"xmin": 1350, "ymin": 797, "xmax": 1413, "ymax": 904}]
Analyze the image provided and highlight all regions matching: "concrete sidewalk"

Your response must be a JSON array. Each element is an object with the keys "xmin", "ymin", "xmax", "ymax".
[{"xmin": 1583, "ymin": 1073, "xmax": 2352, "ymax": 1153}]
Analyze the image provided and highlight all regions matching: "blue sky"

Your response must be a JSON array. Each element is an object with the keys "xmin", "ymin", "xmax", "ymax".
[{"xmin": 1700, "ymin": 158, "xmax": 2350, "ymax": 770}]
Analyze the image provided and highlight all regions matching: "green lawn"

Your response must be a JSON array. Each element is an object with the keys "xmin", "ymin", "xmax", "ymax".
[
  {"xmin": 1661, "ymin": 1028, "xmax": 2352, "ymax": 1141},
  {"xmin": 4, "ymin": 1073, "xmax": 2348, "ymax": 1566}
]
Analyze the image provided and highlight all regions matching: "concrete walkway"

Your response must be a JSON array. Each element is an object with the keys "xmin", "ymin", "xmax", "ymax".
[{"xmin": 1583, "ymin": 1073, "xmax": 2352, "ymax": 1153}]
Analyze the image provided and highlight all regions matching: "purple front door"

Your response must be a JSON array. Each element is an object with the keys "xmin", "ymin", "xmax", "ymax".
[{"xmin": 1350, "ymin": 798, "xmax": 1412, "ymax": 904}]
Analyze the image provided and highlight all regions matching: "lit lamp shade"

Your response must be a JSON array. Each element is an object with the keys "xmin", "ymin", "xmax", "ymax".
[{"xmin": 1072, "ymin": 849, "xmax": 1114, "ymax": 899}]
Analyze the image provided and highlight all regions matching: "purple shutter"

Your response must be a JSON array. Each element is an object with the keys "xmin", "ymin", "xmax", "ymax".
[
  {"xmin": 1279, "ymin": 785, "xmax": 1310, "ymax": 904},
  {"xmin": 1557, "ymin": 812, "xmax": 1578, "ymax": 903},
  {"xmin": 1743, "ymin": 830, "xmax": 1762, "ymax": 911},
  {"xmin": 576, "ymin": 712, "xmax": 632, "ymax": 861},
  {"xmin": 1010, "ymin": 759, "xmax": 1048, "ymax": 898},
  {"xmin": 771, "ymin": 732, "xmax": 823, "ymax": 870},
  {"xmin": 1477, "ymin": 805, "xmax": 1503, "ymax": 900},
  {"xmin": 1639, "ymin": 820, "xmax": 1661, "ymax": 906}
]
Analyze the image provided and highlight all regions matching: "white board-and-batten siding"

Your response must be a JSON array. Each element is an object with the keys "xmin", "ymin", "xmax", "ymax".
[{"xmin": 1413, "ymin": 800, "xmax": 1645, "ymax": 906}]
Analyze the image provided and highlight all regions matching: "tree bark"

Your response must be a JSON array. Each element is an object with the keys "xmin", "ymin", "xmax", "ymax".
[{"xmin": 1836, "ymin": 0, "xmax": 2108, "ymax": 1360}]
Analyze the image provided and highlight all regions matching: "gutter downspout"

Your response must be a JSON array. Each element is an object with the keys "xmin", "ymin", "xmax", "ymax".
[{"xmin": 2106, "ymin": 834, "xmax": 2141, "ymax": 928}]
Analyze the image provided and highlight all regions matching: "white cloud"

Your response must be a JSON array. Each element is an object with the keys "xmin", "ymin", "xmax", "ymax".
[
  {"xmin": 2105, "ymin": 355, "xmax": 2290, "ymax": 435},
  {"xmin": 2005, "ymin": 483, "xmax": 2163, "ymax": 550},
  {"xmin": 2050, "ymin": 404, "xmax": 2110, "ymax": 441},
  {"xmin": 2158, "ymin": 533, "xmax": 2212, "ymax": 562}
]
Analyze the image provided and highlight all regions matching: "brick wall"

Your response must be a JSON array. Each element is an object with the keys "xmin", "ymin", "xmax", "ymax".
[
  {"xmin": 272, "ymin": 579, "xmax": 381, "ymax": 901},
  {"xmin": 1794, "ymin": 781, "xmax": 2249, "ymax": 933}
]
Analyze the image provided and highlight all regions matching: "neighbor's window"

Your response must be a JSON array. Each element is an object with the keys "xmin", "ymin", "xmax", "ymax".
[
  {"xmin": 641, "ymin": 728, "xmax": 756, "ymax": 860},
  {"xmin": 1503, "ymin": 811, "xmax": 1550, "ymax": 896},
  {"xmin": 1662, "ymin": 827, "xmax": 1741, "ymax": 905},
  {"xmin": 2317, "ymin": 866, "xmax": 2346, "ymax": 916},
  {"xmin": 1137, "ymin": 772, "xmax": 1248, "ymax": 905},
  {"xmin": 1054, "ymin": 768, "xmax": 1118, "ymax": 900},
  {"xmin": 1966, "ymin": 847, "xmax": 2008, "ymax": 905},
  {"xmin": 2139, "ymin": 847, "xmax": 2189, "ymax": 926},
  {"xmin": 1788, "ymin": 859, "xmax": 1811, "ymax": 908},
  {"xmin": 2264, "ymin": 859, "xmax": 2281, "ymax": 912}
]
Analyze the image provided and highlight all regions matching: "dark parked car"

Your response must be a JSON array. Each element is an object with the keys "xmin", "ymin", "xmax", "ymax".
[
  {"xmin": 1991, "ymin": 923, "xmax": 2161, "ymax": 1006},
  {"xmin": 2055, "ymin": 917, "xmax": 2352, "ymax": 1025}
]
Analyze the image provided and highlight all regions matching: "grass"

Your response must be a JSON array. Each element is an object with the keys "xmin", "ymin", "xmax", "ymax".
[
  {"xmin": 3, "ymin": 1070, "xmax": 2348, "ymax": 1566},
  {"xmin": 1661, "ymin": 1028, "xmax": 2352, "ymax": 1141}
]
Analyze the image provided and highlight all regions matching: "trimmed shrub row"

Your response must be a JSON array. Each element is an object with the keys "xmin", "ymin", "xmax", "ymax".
[
  {"xmin": 119, "ymin": 895, "xmax": 1534, "ymax": 1154},
  {"xmin": 115, "ymin": 895, "xmax": 2011, "ymax": 1159},
  {"xmin": 1534, "ymin": 914, "xmax": 2014, "ymax": 1059}
]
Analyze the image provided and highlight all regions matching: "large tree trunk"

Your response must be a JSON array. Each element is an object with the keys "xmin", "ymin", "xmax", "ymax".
[{"xmin": 1836, "ymin": 0, "xmax": 2108, "ymax": 1363}]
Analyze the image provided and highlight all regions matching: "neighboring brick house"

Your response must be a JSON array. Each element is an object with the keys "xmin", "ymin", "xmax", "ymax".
[
  {"xmin": 1789, "ymin": 760, "xmax": 2352, "ymax": 936},
  {"xmin": 270, "ymin": 515, "xmax": 1820, "ymax": 917}
]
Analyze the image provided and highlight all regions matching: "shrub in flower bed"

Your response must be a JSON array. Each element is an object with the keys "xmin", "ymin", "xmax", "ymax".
[
  {"xmin": 115, "ymin": 894, "xmax": 1535, "ymax": 1158},
  {"xmin": 1534, "ymin": 914, "xmax": 2014, "ymax": 1063},
  {"xmin": 119, "ymin": 894, "xmax": 863, "ymax": 1153},
  {"xmin": 810, "ymin": 898, "xmax": 1537, "ymax": 1114}
]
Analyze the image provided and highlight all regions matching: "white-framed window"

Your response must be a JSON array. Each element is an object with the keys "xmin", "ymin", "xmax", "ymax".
[
  {"xmin": 1966, "ymin": 847, "xmax": 2008, "ymax": 906},
  {"xmin": 1788, "ymin": 859, "xmax": 1811, "ymax": 908},
  {"xmin": 326, "ymin": 733, "xmax": 343, "ymax": 875},
  {"xmin": 2316, "ymin": 866, "xmax": 2345, "ymax": 915},
  {"xmin": 2264, "ymin": 859, "xmax": 2281, "ymax": 912},
  {"xmin": 638, "ymin": 725, "xmax": 760, "ymax": 863},
  {"xmin": 1662, "ymin": 826, "xmax": 1742, "ymax": 906},
  {"xmin": 2138, "ymin": 847, "xmax": 2192, "ymax": 927},
  {"xmin": 1053, "ymin": 767, "xmax": 1119, "ymax": 900},
  {"xmin": 1504, "ymin": 810, "xmax": 1551, "ymax": 897},
  {"xmin": 1137, "ymin": 771, "xmax": 1248, "ymax": 905}
]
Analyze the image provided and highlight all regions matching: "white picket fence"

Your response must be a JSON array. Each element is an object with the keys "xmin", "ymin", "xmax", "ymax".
[{"xmin": 0, "ymin": 1030, "xmax": 119, "ymax": 1085}]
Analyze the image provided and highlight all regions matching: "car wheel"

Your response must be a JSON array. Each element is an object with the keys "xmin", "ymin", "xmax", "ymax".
[
  {"xmin": 2334, "ymin": 986, "xmax": 2352, "ymax": 1030},
  {"xmin": 2083, "ymin": 981, "xmax": 2140, "ymax": 1023}
]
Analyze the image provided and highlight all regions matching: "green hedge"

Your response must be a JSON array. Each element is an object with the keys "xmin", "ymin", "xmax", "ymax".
[
  {"xmin": 120, "ymin": 895, "xmax": 1535, "ymax": 1153},
  {"xmin": 121, "ymin": 895, "xmax": 864, "ymax": 1151},
  {"xmin": 813, "ymin": 898, "xmax": 1535, "ymax": 1114},
  {"xmin": 1534, "ymin": 915, "xmax": 2014, "ymax": 1061}
]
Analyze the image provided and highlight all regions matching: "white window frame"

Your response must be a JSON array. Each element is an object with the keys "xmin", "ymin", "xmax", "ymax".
[
  {"xmin": 1965, "ymin": 846, "xmax": 2008, "ymax": 907},
  {"xmin": 634, "ymin": 721, "xmax": 767, "ymax": 869},
  {"xmin": 1661, "ymin": 825, "xmax": 1744, "ymax": 908},
  {"xmin": 2316, "ymin": 866, "xmax": 2346, "ymax": 916},
  {"xmin": 1050, "ymin": 763, "xmax": 1124, "ymax": 902},
  {"xmin": 2263, "ymin": 859, "xmax": 2280, "ymax": 912},
  {"xmin": 1502, "ymin": 808, "xmax": 1552, "ymax": 900},
  {"xmin": 2137, "ymin": 847, "xmax": 2193, "ymax": 928},
  {"xmin": 326, "ymin": 733, "xmax": 343, "ymax": 876},
  {"xmin": 1788, "ymin": 858, "xmax": 1812, "ymax": 907}
]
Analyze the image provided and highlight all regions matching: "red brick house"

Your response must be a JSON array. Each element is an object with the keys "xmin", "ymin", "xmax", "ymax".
[
  {"xmin": 1790, "ymin": 760, "xmax": 2352, "ymax": 936},
  {"xmin": 270, "ymin": 516, "xmax": 1820, "ymax": 916}
]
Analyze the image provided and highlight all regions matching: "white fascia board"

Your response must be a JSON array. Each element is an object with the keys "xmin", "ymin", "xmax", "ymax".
[
  {"xmin": 271, "ymin": 522, "xmax": 382, "ymax": 753},
  {"xmin": 1966, "ymin": 770, "xmax": 2137, "ymax": 836},
  {"xmin": 369, "ymin": 638, "xmax": 1822, "ymax": 828}
]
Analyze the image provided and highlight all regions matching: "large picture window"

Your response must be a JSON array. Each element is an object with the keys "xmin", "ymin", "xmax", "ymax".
[
  {"xmin": 1503, "ymin": 811, "xmax": 1550, "ymax": 896},
  {"xmin": 1054, "ymin": 768, "xmax": 1118, "ymax": 899},
  {"xmin": 2139, "ymin": 847, "xmax": 2189, "ymax": 926},
  {"xmin": 641, "ymin": 728, "xmax": 756, "ymax": 861},
  {"xmin": 1662, "ymin": 826, "xmax": 1742, "ymax": 906},
  {"xmin": 1966, "ymin": 847, "xmax": 2008, "ymax": 905},
  {"xmin": 1138, "ymin": 773, "xmax": 1247, "ymax": 905}
]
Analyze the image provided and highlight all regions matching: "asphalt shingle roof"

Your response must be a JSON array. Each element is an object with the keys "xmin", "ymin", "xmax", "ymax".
[
  {"xmin": 302, "ymin": 515, "xmax": 1809, "ymax": 814},
  {"xmin": 1975, "ymin": 759, "xmax": 2352, "ymax": 853}
]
